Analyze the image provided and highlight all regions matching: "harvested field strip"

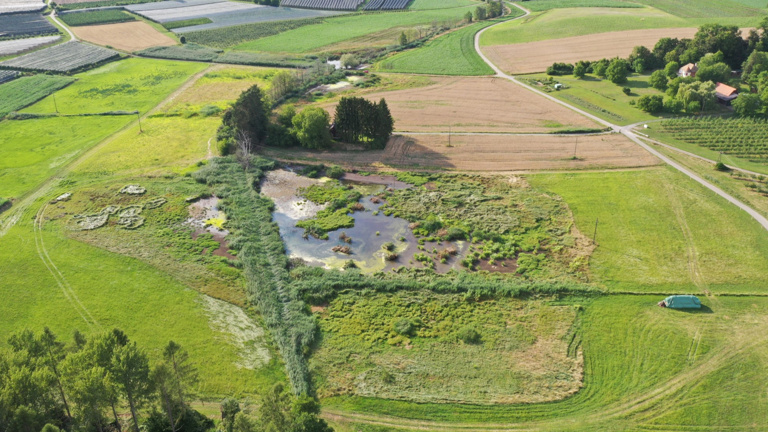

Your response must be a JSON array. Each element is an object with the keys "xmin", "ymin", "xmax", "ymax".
[
  {"xmin": 322, "ymin": 76, "xmax": 599, "ymax": 133},
  {"xmin": 484, "ymin": 28, "xmax": 697, "ymax": 74},
  {"xmin": 263, "ymin": 133, "xmax": 659, "ymax": 171},
  {"xmin": 72, "ymin": 21, "xmax": 177, "ymax": 52}
]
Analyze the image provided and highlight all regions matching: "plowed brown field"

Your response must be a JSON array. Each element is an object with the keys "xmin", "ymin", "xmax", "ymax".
[
  {"xmin": 484, "ymin": 28, "xmax": 697, "ymax": 74},
  {"xmin": 264, "ymin": 133, "xmax": 660, "ymax": 171},
  {"xmin": 321, "ymin": 76, "xmax": 600, "ymax": 133},
  {"xmin": 72, "ymin": 21, "xmax": 176, "ymax": 52}
]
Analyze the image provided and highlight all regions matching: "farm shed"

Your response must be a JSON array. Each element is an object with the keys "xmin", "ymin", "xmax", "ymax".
[
  {"xmin": 715, "ymin": 82, "xmax": 739, "ymax": 105},
  {"xmin": 658, "ymin": 295, "xmax": 701, "ymax": 309},
  {"xmin": 678, "ymin": 63, "xmax": 698, "ymax": 78}
]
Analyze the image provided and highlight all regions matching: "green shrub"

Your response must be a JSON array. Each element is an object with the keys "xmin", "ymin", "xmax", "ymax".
[
  {"xmin": 326, "ymin": 165, "xmax": 345, "ymax": 179},
  {"xmin": 392, "ymin": 318, "xmax": 416, "ymax": 336},
  {"xmin": 456, "ymin": 326, "xmax": 482, "ymax": 344}
]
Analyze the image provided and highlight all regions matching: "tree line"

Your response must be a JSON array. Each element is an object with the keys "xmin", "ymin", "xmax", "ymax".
[
  {"xmin": 547, "ymin": 22, "xmax": 768, "ymax": 115},
  {"xmin": 0, "ymin": 327, "xmax": 332, "ymax": 432},
  {"xmin": 217, "ymin": 84, "xmax": 394, "ymax": 156}
]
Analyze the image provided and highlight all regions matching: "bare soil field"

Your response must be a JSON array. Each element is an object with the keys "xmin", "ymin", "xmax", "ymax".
[
  {"xmin": 321, "ymin": 76, "xmax": 600, "ymax": 133},
  {"xmin": 263, "ymin": 133, "xmax": 661, "ymax": 171},
  {"xmin": 72, "ymin": 21, "xmax": 176, "ymax": 52},
  {"xmin": 485, "ymin": 28, "xmax": 697, "ymax": 74}
]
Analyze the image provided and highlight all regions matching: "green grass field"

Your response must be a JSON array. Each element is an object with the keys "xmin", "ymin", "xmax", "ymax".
[
  {"xmin": 480, "ymin": 6, "xmax": 759, "ymax": 46},
  {"xmin": 636, "ymin": 0, "xmax": 766, "ymax": 17},
  {"xmin": 0, "ymin": 116, "xmax": 131, "ymax": 199},
  {"xmin": 0, "ymin": 75, "xmax": 76, "ymax": 118},
  {"xmin": 408, "ymin": 0, "xmax": 476, "ymax": 9},
  {"xmin": 521, "ymin": 0, "xmax": 643, "ymax": 12},
  {"xmin": 233, "ymin": 7, "xmax": 476, "ymax": 53},
  {"xmin": 530, "ymin": 167, "xmax": 768, "ymax": 293},
  {"xmin": 323, "ymin": 294, "xmax": 768, "ymax": 430},
  {"xmin": 22, "ymin": 58, "xmax": 206, "ymax": 115},
  {"xmin": 0, "ymin": 195, "xmax": 281, "ymax": 398},
  {"xmin": 377, "ymin": 18, "xmax": 505, "ymax": 75},
  {"xmin": 524, "ymin": 73, "xmax": 664, "ymax": 125}
]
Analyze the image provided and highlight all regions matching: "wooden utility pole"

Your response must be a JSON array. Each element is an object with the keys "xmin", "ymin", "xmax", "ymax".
[
  {"xmin": 593, "ymin": 218, "xmax": 599, "ymax": 243},
  {"xmin": 136, "ymin": 111, "xmax": 142, "ymax": 133},
  {"xmin": 448, "ymin": 126, "xmax": 452, "ymax": 147},
  {"xmin": 52, "ymin": 93, "xmax": 58, "ymax": 114},
  {"xmin": 573, "ymin": 136, "xmax": 578, "ymax": 159}
]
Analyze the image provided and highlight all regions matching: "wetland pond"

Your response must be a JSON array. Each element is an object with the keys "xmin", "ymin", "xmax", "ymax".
[{"xmin": 261, "ymin": 169, "xmax": 468, "ymax": 272}]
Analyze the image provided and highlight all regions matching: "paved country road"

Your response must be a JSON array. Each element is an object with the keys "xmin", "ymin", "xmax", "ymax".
[{"xmin": 475, "ymin": 3, "xmax": 768, "ymax": 231}]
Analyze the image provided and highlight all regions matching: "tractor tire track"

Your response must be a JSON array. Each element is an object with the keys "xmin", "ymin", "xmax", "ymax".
[{"xmin": 34, "ymin": 204, "xmax": 100, "ymax": 329}]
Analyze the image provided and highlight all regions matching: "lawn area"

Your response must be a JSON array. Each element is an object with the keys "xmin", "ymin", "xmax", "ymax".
[
  {"xmin": 524, "ymin": 73, "xmax": 666, "ymax": 125},
  {"xmin": 323, "ymin": 295, "xmax": 768, "ymax": 430},
  {"xmin": 529, "ymin": 167, "xmax": 768, "ymax": 293},
  {"xmin": 233, "ymin": 7, "xmax": 476, "ymax": 53},
  {"xmin": 635, "ymin": 0, "xmax": 766, "ymax": 18},
  {"xmin": 408, "ymin": 0, "xmax": 477, "ymax": 9},
  {"xmin": 21, "ymin": 58, "xmax": 206, "ymax": 115},
  {"xmin": 0, "ymin": 116, "xmax": 131, "ymax": 200},
  {"xmin": 480, "ymin": 6, "xmax": 759, "ymax": 46},
  {"xmin": 0, "ymin": 200, "xmax": 281, "ymax": 398}
]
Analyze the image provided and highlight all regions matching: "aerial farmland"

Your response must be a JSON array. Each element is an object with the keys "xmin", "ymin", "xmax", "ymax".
[{"xmin": 2, "ymin": 0, "xmax": 768, "ymax": 431}]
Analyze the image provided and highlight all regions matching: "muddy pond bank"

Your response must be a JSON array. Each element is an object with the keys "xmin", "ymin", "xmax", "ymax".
[{"xmin": 260, "ymin": 169, "xmax": 467, "ymax": 273}]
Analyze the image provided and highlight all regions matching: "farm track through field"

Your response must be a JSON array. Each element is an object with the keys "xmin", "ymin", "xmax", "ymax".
[
  {"xmin": 48, "ymin": 0, "xmax": 78, "ymax": 42},
  {"xmin": 33, "ymin": 204, "xmax": 100, "ymax": 329},
  {"xmin": 664, "ymin": 182, "xmax": 709, "ymax": 295},
  {"xmin": 0, "ymin": 65, "xmax": 213, "ymax": 239}
]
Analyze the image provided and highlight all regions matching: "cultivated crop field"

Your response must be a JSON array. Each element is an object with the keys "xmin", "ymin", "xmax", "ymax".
[
  {"xmin": 0, "ymin": 12, "xmax": 58, "ymax": 39},
  {"xmin": 657, "ymin": 117, "xmax": 768, "ymax": 164},
  {"xmin": 72, "ymin": 21, "xmax": 177, "ymax": 51},
  {"xmin": 0, "ymin": 41, "xmax": 119, "ymax": 72},
  {"xmin": 0, "ymin": 35, "xmax": 61, "ymax": 56},
  {"xmin": 0, "ymin": 0, "xmax": 46, "ymax": 14},
  {"xmin": 484, "ymin": 27, "xmax": 696, "ymax": 74},
  {"xmin": 0, "ymin": 74, "xmax": 75, "ymax": 118},
  {"xmin": 59, "ymin": 9, "xmax": 136, "ymax": 26},
  {"xmin": 322, "ymin": 76, "xmax": 600, "ymax": 133}
]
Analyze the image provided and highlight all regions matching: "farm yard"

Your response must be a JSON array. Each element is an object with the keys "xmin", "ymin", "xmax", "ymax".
[
  {"xmin": 320, "ymin": 76, "xmax": 602, "ymax": 133},
  {"xmin": 484, "ymin": 27, "xmax": 697, "ymax": 74},
  {"xmin": 4, "ymin": 0, "xmax": 768, "ymax": 431},
  {"xmin": 72, "ymin": 21, "xmax": 177, "ymax": 51},
  {"xmin": 0, "ymin": 41, "xmax": 119, "ymax": 72}
]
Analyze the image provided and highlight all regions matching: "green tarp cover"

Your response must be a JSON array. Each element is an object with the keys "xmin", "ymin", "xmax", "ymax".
[{"xmin": 664, "ymin": 295, "xmax": 701, "ymax": 309}]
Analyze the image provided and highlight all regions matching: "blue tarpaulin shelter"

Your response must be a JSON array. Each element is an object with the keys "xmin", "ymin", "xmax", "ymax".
[{"xmin": 660, "ymin": 295, "xmax": 701, "ymax": 309}]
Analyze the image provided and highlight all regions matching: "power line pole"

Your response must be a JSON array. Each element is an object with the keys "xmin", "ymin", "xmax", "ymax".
[
  {"xmin": 448, "ymin": 126, "xmax": 452, "ymax": 147},
  {"xmin": 136, "ymin": 111, "xmax": 142, "ymax": 133},
  {"xmin": 52, "ymin": 93, "xmax": 58, "ymax": 114},
  {"xmin": 593, "ymin": 218, "xmax": 599, "ymax": 243}
]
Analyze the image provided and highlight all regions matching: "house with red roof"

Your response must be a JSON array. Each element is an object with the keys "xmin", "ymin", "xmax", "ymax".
[{"xmin": 678, "ymin": 63, "xmax": 698, "ymax": 77}]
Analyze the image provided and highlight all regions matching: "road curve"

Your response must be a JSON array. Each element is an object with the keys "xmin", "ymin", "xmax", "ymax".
[
  {"xmin": 47, "ymin": 0, "xmax": 78, "ymax": 41},
  {"xmin": 474, "ymin": 3, "xmax": 768, "ymax": 231}
]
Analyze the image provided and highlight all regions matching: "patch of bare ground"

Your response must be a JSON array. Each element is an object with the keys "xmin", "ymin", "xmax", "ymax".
[
  {"xmin": 262, "ymin": 133, "xmax": 660, "ymax": 172},
  {"xmin": 72, "ymin": 21, "xmax": 176, "ymax": 52},
  {"xmin": 321, "ymin": 76, "xmax": 599, "ymax": 133},
  {"xmin": 485, "ymin": 28, "xmax": 697, "ymax": 74}
]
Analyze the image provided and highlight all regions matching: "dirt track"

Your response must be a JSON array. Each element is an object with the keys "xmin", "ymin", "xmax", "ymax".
[
  {"xmin": 263, "ymin": 133, "xmax": 660, "ymax": 172},
  {"xmin": 72, "ymin": 21, "xmax": 176, "ymax": 52},
  {"xmin": 322, "ymin": 76, "xmax": 599, "ymax": 133},
  {"xmin": 485, "ymin": 28, "xmax": 697, "ymax": 74}
]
